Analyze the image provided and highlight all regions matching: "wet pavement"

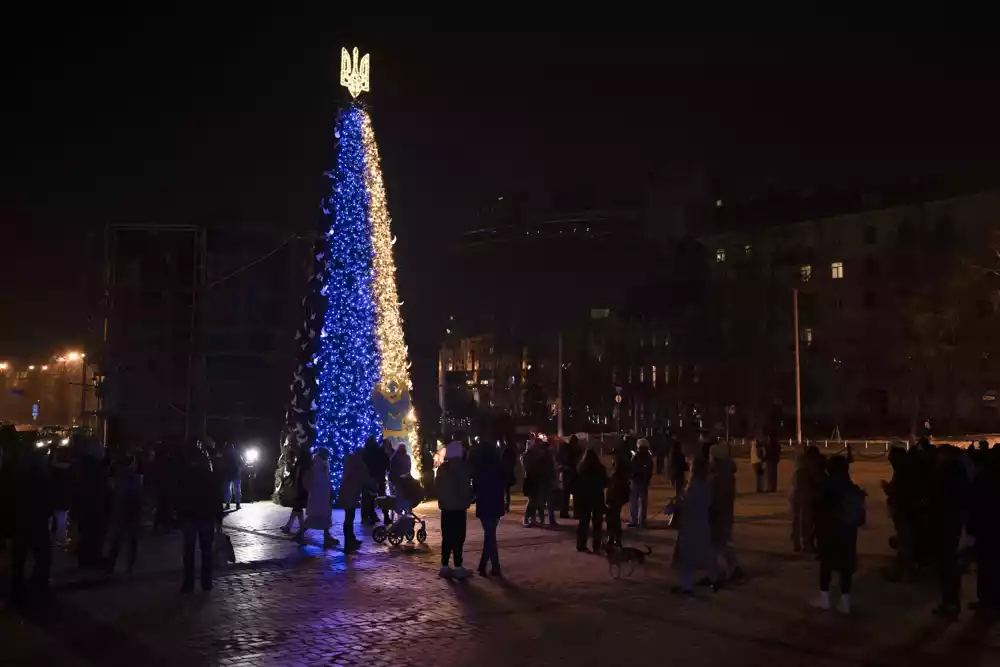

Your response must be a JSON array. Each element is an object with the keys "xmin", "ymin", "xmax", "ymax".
[{"xmin": 3, "ymin": 459, "xmax": 1000, "ymax": 666}]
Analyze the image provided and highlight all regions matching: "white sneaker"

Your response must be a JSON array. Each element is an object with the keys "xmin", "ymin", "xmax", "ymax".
[
  {"xmin": 521, "ymin": 519, "xmax": 531, "ymax": 527},
  {"xmin": 452, "ymin": 566, "xmax": 473, "ymax": 580},
  {"xmin": 438, "ymin": 566, "xmax": 454, "ymax": 579},
  {"xmin": 837, "ymin": 594, "xmax": 851, "ymax": 615},
  {"xmin": 810, "ymin": 591, "xmax": 830, "ymax": 610}
]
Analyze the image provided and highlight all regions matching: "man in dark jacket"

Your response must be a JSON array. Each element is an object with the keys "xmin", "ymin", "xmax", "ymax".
[
  {"xmin": 576, "ymin": 447, "xmax": 608, "ymax": 553},
  {"xmin": 628, "ymin": 439, "xmax": 654, "ymax": 527},
  {"xmin": 177, "ymin": 442, "xmax": 223, "ymax": 592},
  {"xmin": 812, "ymin": 455, "xmax": 864, "ymax": 614},
  {"xmin": 969, "ymin": 446, "xmax": 1000, "ymax": 612},
  {"xmin": 361, "ymin": 437, "xmax": 390, "ymax": 525},
  {"xmin": 499, "ymin": 438, "xmax": 518, "ymax": 514},
  {"xmin": 557, "ymin": 436, "xmax": 583, "ymax": 519},
  {"xmin": 471, "ymin": 441, "xmax": 506, "ymax": 577},
  {"xmin": 929, "ymin": 445, "xmax": 969, "ymax": 619},
  {"xmin": 9, "ymin": 443, "xmax": 52, "ymax": 607}
]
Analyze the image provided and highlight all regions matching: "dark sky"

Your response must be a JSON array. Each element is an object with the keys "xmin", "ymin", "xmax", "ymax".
[{"xmin": 5, "ymin": 17, "xmax": 1000, "ymax": 371}]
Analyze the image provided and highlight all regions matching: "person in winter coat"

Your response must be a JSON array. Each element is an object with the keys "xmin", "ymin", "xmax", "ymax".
[
  {"xmin": 499, "ymin": 438, "xmax": 518, "ymax": 514},
  {"xmin": 471, "ymin": 440, "xmax": 506, "ymax": 577},
  {"xmin": 177, "ymin": 442, "xmax": 223, "ymax": 593},
  {"xmin": 557, "ymin": 435, "xmax": 583, "ymax": 519},
  {"xmin": 106, "ymin": 453, "xmax": 144, "ymax": 574},
  {"xmin": 628, "ymin": 439, "xmax": 654, "ymax": 527},
  {"xmin": 8, "ymin": 442, "xmax": 52, "ymax": 607},
  {"xmin": 74, "ymin": 446, "xmax": 111, "ymax": 569},
  {"xmin": 968, "ymin": 446, "xmax": 1000, "ymax": 612},
  {"xmin": 812, "ymin": 455, "xmax": 865, "ymax": 614},
  {"xmin": 791, "ymin": 445, "xmax": 825, "ymax": 553},
  {"xmin": 606, "ymin": 445, "xmax": 631, "ymax": 546},
  {"xmin": 337, "ymin": 449, "xmax": 375, "ymax": 551},
  {"xmin": 749, "ymin": 437, "xmax": 765, "ymax": 493},
  {"xmin": 435, "ymin": 441, "xmax": 473, "ymax": 579},
  {"xmin": 295, "ymin": 448, "xmax": 337, "ymax": 548},
  {"xmin": 668, "ymin": 438, "xmax": 688, "ymax": 493},
  {"xmin": 928, "ymin": 445, "xmax": 969, "ymax": 619},
  {"xmin": 672, "ymin": 456, "xmax": 714, "ymax": 594},
  {"xmin": 709, "ymin": 443, "xmax": 743, "ymax": 586},
  {"xmin": 575, "ymin": 446, "xmax": 608, "ymax": 553},
  {"xmin": 281, "ymin": 448, "xmax": 311, "ymax": 534},
  {"xmin": 520, "ymin": 439, "xmax": 551, "ymax": 527},
  {"xmin": 361, "ymin": 437, "xmax": 390, "ymax": 525}
]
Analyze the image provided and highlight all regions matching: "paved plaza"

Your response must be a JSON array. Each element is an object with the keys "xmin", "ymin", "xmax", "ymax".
[{"xmin": 3, "ymin": 457, "xmax": 1000, "ymax": 666}]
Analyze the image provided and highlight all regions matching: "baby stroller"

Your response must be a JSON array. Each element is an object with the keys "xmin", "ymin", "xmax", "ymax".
[{"xmin": 371, "ymin": 475, "xmax": 427, "ymax": 546}]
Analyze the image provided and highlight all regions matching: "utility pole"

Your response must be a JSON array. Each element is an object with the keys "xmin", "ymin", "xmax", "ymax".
[
  {"xmin": 793, "ymin": 288, "xmax": 803, "ymax": 445},
  {"xmin": 556, "ymin": 333, "xmax": 563, "ymax": 438}
]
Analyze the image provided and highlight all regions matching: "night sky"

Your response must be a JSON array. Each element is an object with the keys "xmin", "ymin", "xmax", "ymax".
[{"xmin": 6, "ymin": 17, "xmax": 1000, "ymax": 376}]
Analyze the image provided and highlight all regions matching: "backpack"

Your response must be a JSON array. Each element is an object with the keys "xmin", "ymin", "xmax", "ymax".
[{"xmin": 839, "ymin": 485, "xmax": 867, "ymax": 528}]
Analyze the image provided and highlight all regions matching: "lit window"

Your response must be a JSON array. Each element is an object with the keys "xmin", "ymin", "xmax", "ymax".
[
  {"xmin": 831, "ymin": 262, "xmax": 844, "ymax": 279},
  {"xmin": 639, "ymin": 367, "xmax": 645, "ymax": 383},
  {"xmin": 744, "ymin": 244, "xmax": 753, "ymax": 257},
  {"xmin": 652, "ymin": 365, "xmax": 657, "ymax": 388},
  {"xmin": 802, "ymin": 328, "xmax": 813, "ymax": 345},
  {"xmin": 800, "ymin": 265, "xmax": 812, "ymax": 282},
  {"xmin": 715, "ymin": 248, "xmax": 726, "ymax": 263}
]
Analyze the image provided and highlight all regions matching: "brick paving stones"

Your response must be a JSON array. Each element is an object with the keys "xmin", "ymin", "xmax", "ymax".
[{"xmin": 2, "ymin": 459, "xmax": 999, "ymax": 666}]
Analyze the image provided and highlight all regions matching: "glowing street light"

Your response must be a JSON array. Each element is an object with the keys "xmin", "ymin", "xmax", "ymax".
[
  {"xmin": 0, "ymin": 361, "xmax": 8, "ymax": 371},
  {"xmin": 67, "ymin": 351, "xmax": 81, "ymax": 361},
  {"xmin": 28, "ymin": 365, "xmax": 35, "ymax": 370}
]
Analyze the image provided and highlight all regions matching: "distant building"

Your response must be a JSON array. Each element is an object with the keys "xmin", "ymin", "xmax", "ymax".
[{"xmin": 693, "ymin": 188, "xmax": 1000, "ymax": 436}]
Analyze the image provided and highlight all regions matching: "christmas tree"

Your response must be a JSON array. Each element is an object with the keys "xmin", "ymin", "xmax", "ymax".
[{"xmin": 305, "ymin": 47, "xmax": 417, "ymax": 494}]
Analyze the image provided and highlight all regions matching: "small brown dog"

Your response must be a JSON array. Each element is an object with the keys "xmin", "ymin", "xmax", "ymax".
[{"xmin": 605, "ymin": 544, "xmax": 652, "ymax": 578}]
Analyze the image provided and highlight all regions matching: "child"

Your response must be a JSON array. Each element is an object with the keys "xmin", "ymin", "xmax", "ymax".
[
  {"xmin": 435, "ymin": 441, "xmax": 472, "ymax": 579},
  {"xmin": 812, "ymin": 455, "xmax": 865, "ymax": 614}
]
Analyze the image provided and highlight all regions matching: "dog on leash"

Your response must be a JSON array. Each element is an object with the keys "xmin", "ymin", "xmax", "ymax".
[{"xmin": 605, "ymin": 544, "xmax": 652, "ymax": 578}]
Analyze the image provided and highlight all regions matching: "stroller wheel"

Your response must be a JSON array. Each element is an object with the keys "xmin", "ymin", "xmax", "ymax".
[
  {"xmin": 388, "ymin": 532, "xmax": 404, "ymax": 546},
  {"xmin": 372, "ymin": 525, "xmax": 388, "ymax": 544},
  {"xmin": 405, "ymin": 531, "xmax": 415, "ymax": 542},
  {"xmin": 416, "ymin": 527, "xmax": 427, "ymax": 544}
]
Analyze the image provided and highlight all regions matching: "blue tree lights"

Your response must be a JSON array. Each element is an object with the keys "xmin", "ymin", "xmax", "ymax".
[{"xmin": 314, "ymin": 104, "xmax": 382, "ymax": 492}]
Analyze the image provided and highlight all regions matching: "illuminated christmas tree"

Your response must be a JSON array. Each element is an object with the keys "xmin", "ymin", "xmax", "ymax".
[{"xmin": 308, "ymin": 47, "xmax": 418, "ymax": 493}]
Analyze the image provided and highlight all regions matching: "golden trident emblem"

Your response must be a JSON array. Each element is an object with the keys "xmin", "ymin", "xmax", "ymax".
[{"xmin": 340, "ymin": 46, "xmax": 370, "ymax": 99}]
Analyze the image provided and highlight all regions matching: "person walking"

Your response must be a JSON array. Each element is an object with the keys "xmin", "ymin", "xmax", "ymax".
[
  {"xmin": 361, "ymin": 436, "xmax": 389, "ymax": 525},
  {"xmin": 106, "ymin": 453, "xmax": 144, "ymax": 574},
  {"xmin": 749, "ymin": 437, "xmax": 765, "ymax": 493},
  {"xmin": 606, "ymin": 445, "xmax": 631, "ymax": 546},
  {"xmin": 221, "ymin": 442, "xmax": 244, "ymax": 511},
  {"xmin": 575, "ymin": 445, "xmax": 608, "ymax": 553},
  {"xmin": 812, "ymin": 455, "xmax": 865, "ymax": 614},
  {"xmin": 74, "ymin": 441, "xmax": 110, "ymax": 569},
  {"xmin": 296, "ymin": 448, "xmax": 337, "ymax": 548},
  {"xmin": 280, "ymin": 447, "xmax": 311, "ymax": 534},
  {"xmin": 628, "ymin": 439, "xmax": 654, "ymax": 527},
  {"xmin": 436, "ymin": 441, "xmax": 472, "ymax": 579},
  {"xmin": 471, "ymin": 440, "xmax": 506, "ymax": 577},
  {"xmin": 672, "ymin": 456, "xmax": 715, "ymax": 595},
  {"xmin": 654, "ymin": 429, "xmax": 668, "ymax": 475},
  {"xmin": 709, "ymin": 443, "xmax": 743, "ymax": 586},
  {"xmin": 337, "ymin": 449, "xmax": 374, "ymax": 552},
  {"xmin": 177, "ymin": 443, "xmax": 222, "ymax": 593},
  {"xmin": 500, "ymin": 437, "xmax": 518, "ymax": 514}
]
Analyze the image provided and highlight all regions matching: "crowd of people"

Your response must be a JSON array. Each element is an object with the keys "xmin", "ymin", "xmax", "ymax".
[
  {"xmin": 5, "ymin": 419, "xmax": 999, "ymax": 621},
  {"xmin": 0, "ymin": 426, "xmax": 244, "ymax": 607}
]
